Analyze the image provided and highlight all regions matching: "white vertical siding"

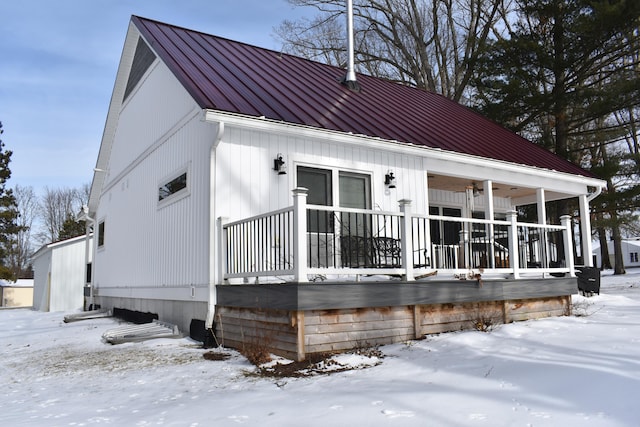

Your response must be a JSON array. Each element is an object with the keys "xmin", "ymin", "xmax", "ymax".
[
  {"xmin": 93, "ymin": 60, "xmax": 213, "ymax": 301},
  {"xmin": 32, "ymin": 237, "xmax": 90, "ymax": 312},
  {"xmin": 214, "ymin": 126, "xmax": 428, "ymax": 222},
  {"xmin": 428, "ymin": 189, "xmax": 512, "ymax": 214},
  {"xmin": 50, "ymin": 238, "xmax": 87, "ymax": 312}
]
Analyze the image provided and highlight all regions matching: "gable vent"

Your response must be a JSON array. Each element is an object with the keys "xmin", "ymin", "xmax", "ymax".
[{"xmin": 123, "ymin": 37, "xmax": 156, "ymax": 101}]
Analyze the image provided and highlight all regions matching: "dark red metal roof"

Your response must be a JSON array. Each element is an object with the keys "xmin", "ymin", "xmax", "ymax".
[{"xmin": 132, "ymin": 16, "xmax": 593, "ymax": 178}]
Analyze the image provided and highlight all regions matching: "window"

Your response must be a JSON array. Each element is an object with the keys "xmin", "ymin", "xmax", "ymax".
[
  {"xmin": 297, "ymin": 167, "xmax": 332, "ymax": 233},
  {"xmin": 98, "ymin": 221, "xmax": 105, "ymax": 248},
  {"xmin": 631, "ymin": 252, "xmax": 638, "ymax": 263},
  {"xmin": 296, "ymin": 166, "xmax": 372, "ymax": 234},
  {"xmin": 159, "ymin": 172, "xmax": 188, "ymax": 202},
  {"xmin": 338, "ymin": 172, "xmax": 371, "ymax": 237}
]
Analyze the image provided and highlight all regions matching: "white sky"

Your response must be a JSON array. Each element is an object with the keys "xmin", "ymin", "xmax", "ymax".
[{"xmin": 0, "ymin": 0, "xmax": 311, "ymax": 194}]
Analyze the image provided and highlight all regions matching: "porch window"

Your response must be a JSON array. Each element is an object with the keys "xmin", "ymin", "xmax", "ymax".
[{"xmin": 430, "ymin": 206, "xmax": 462, "ymax": 246}]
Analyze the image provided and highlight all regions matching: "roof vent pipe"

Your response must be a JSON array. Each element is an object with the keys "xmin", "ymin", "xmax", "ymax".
[{"xmin": 341, "ymin": 0, "xmax": 360, "ymax": 92}]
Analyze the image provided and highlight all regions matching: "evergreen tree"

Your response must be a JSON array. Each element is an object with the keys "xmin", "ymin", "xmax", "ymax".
[
  {"xmin": 474, "ymin": 0, "xmax": 640, "ymax": 163},
  {"xmin": 58, "ymin": 216, "xmax": 86, "ymax": 241},
  {"xmin": 473, "ymin": 0, "xmax": 640, "ymax": 272},
  {"xmin": 0, "ymin": 122, "xmax": 23, "ymax": 281}
]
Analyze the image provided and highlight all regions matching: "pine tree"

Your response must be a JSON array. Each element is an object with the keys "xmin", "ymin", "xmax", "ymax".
[
  {"xmin": 473, "ymin": 0, "xmax": 640, "ymax": 272},
  {"xmin": 58, "ymin": 216, "xmax": 86, "ymax": 241},
  {"xmin": 0, "ymin": 122, "xmax": 23, "ymax": 281}
]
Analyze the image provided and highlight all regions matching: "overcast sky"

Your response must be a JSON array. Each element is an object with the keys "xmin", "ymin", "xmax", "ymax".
[{"xmin": 0, "ymin": 0, "xmax": 311, "ymax": 194}]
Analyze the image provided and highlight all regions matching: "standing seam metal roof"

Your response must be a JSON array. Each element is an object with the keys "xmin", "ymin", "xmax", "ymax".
[{"xmin": 132, "ymin": 16, "xmax": 594, "ymax": 178}]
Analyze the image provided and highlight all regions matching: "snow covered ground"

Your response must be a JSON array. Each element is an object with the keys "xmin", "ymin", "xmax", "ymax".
[{"xmin": 2, "ymin": 270, "xmax": 640, "ymax": 427}]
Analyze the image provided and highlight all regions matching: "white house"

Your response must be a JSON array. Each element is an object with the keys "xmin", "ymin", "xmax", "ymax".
[
  {"xmin": 33, "ymin": 235, "xmax": 93, "ymax": 312},
  {"xmin": 86, "ymin": 16, "xmax": 605, "ymax": 360},
  {"xmin": 593, "ymin": 238, "xmax": 640, "ymax": 269}
]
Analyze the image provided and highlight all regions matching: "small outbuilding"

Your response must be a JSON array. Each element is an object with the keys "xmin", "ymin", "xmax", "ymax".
[
  {"xmin": 33, "ymin": 235, "xmax": 93, "ymax": 312},
  {"xmin": 0, "ymin": 279, "xmax": 33, "ymax": 308}
]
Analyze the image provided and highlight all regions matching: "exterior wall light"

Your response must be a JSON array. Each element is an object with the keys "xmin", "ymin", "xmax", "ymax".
[
  {"xmin": 385, "ymin": 171, "xmax": 396, "ymax": 189},
  {"xmin": 273, "ymin": 154, "xmax": 287, "ymax": 175}
]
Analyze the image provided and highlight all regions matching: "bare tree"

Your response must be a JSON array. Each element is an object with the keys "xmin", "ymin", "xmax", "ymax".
[
  {"xmin": 37, "ymin": 186, "xmax": 88, "ymax": 245},
  {"xmin": 275, "ymin": 0, "xmax": 512, "ymax": 102},
  {"xmin": 8, "ymin": 185, "xmax": 37, "ymax": 278}
]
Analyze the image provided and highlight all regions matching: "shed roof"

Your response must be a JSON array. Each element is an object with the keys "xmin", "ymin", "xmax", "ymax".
[{"xmin": 132, "ymin": 16, "xmax": 593, "ymax": 178}]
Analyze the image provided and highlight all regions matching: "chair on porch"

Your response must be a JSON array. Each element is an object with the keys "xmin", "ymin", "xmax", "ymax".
[{"xmin": 339, "ymin": 235, "xmax": 402, "ymax": 268}]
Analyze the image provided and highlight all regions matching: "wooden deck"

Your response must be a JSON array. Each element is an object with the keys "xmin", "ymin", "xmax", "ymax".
[{"xmin": 215, "ymin": 277, "xmax": 576, "ymax": 361}]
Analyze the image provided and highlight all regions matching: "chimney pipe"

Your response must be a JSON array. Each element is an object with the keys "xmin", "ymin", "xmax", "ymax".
[{"xmin": 341, "ymin": 0, "xmax": 360, "ymax": 92}]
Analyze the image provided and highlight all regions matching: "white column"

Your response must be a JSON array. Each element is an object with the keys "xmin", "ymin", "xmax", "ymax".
[
  {"xmin": 560, "ymin": 215, "xmax": 576, "ymax": 277},
  {"xmin": 579, "ymin": 194, "xmax": 593, "ymax": 267},
  {"xmin": 536, "ymin": 188, "xmax": 548, "ymax": 268},
  {"xmin": 507, "ymin": 210, "xmax": 520, "ymax": 279},
  {"xmin": 399, "ymin": 199, "xmax": 414, "ymax": 281},
  {"xmin": 484, "ymin": 180, "xmax": 495, "ymax": 268},
  {"xmin": 293, "ymin": 188, "xmax": 309, "ymax": 283}
]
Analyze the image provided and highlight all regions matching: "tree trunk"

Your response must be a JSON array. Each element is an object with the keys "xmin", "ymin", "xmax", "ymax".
[
  {"xmin": 610, "ymin": 213, "xmax": 626, "ymax": 275},
  {"xmin": 596, "ymin": 225, "xmax": 612, "ymax": 269}
]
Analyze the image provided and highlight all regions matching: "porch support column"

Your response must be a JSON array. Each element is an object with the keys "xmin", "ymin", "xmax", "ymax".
[
  {"xmin": 484, "ymin": 180, "xmax": 495, "ymax": 268},
  {"xmin": 293, "ymin": 188, "xmax": 309, "ymax": 283},
  {"xmin": 507, "ymin": 210, "xmax": 520, "ymax": 279},
  {"xmin": 560, "ymin": 215, "xmax": 576, "ymax": 277},
  {"xmin": 399, "ymin": 199, "xmax": 415, "ymax": 281},
  {"xmin": 536, "ymin": 188, "xmax": 548, "ymax": 268},
  {"xmin": 579, "ymin": 194, "xmax": 593, "ymax": 266}
]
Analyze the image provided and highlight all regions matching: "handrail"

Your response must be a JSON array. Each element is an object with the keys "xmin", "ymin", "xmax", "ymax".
[{"xmin": 220, "ymin": 193, "xmax": 575, "ymax": 282}]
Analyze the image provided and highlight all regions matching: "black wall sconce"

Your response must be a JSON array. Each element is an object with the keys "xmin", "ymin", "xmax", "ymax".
[
  {"xmin": 273, "ymin": 153, "xmax": 287, "ymax": 175},
  {"xmin": 385, "ymin": 171, "xmax": 396, "ymax": 189}
]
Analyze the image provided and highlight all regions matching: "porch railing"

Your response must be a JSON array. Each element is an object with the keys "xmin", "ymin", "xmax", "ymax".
[{"xmin": 220, "ymin": 188, "xmax": 575, "ymax": 282}]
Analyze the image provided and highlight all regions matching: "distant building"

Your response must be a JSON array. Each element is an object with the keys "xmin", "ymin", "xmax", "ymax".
[
  {"xmin": 593, "ymin": 238, "xmax": 640, "ymax": 269},
  {"xmin": 0, "ymin": 279, "xmax": 33, "ymax": 308}
]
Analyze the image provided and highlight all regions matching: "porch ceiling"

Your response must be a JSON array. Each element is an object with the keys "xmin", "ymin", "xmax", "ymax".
[{"xmin": 428, "ymin": 174, "xmax": 537, "ymax": 200}]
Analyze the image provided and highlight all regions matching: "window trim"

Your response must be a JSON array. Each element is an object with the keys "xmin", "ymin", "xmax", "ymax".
[{"xmin": 295, "ymin": 163, "xmax": 373, "ymax": 210}]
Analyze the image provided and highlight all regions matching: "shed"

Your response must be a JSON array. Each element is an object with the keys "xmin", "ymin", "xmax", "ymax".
[{"xmin": 33, "ymin": 235, "xmax": 93, "ymax": 312}]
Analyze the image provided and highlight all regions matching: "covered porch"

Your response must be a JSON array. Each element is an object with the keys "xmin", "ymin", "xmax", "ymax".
[
  {"xmin": 212, "ymin": 175, "xmax": 597, "ymax": 361},
  {"xmin": 218, "ymin": 181, "xmax": 592, "ymax": 284}
]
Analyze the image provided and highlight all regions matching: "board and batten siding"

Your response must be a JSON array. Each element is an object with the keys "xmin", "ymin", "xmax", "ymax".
[
  {"xmin": 214, "ymin": 125, "xmax": 430, "ymax": 223},
  {"xmin": 428, "ymin": 188, "xmax": 513, "ymax": 214},
  {"xmin": 94, "ymin": 58, "xmax": 214, "ymax": 302}
]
